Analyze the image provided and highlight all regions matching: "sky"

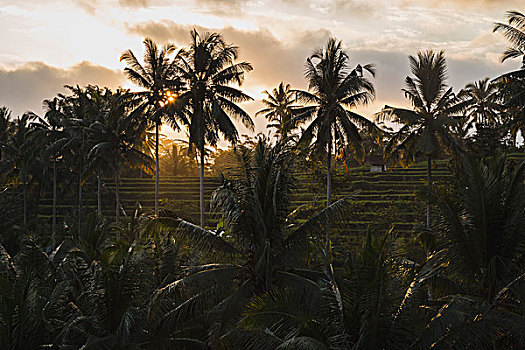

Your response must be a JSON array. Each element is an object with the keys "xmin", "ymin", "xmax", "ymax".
[{"xmin": 0, "ymin": 0, "xmax": 522, "ymax": 140}]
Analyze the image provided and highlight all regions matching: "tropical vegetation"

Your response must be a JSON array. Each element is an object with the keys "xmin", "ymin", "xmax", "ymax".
[{"xmin": 0, "ymin": 11, "xmax": 525, "ymax": 349}]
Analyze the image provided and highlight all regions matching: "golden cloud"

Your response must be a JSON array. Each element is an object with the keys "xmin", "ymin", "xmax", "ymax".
[{"xmin": 0, "ymin": 61, "xmax": 125, "ymax": 116}]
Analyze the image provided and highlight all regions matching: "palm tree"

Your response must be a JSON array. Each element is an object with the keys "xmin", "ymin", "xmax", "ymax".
[
  {"xmin": 0, "ymin": 107, "xmax": 11, "ymax": 162},
  {"xmin": 256, "ymin": 82, "xmax": 299, "ymax": 140},
  {"xmin": 459, "ymin": 77, "xmax": 502, "ymax": 127},
  {"xmin": 160, "ymin": 140, "xmax": 198, "ymax": 177},
  {"xmin": 224, "ymin": 229, "xmax": 424, "ymax": 350},
  {"xmin": 294, "ymin": 37, "xmax": 376, "ymax": 250},
  {"xmin": 0, "ymin": 107, "xmax": 12, "ymax": 191},
  {"xmin": 493, "ymin": 10, "xmax": 525, "ymax": 68},
  {"xmin": 493, "ymin": 11, "xmax": 525, "ymax": 147},
  {"xmin": 59, "ymin": 86, "xmax": 96, "ymax": 232},
  {"xmin": 88, "ymin": 88, "xmax": 151, "ymax": 223},
  {"xmin": 147, "ymin": 138, "xmax": 351, "ymax": 346},
  {"xmin": 175, "ymin": 29, "xmax": 254, "ymax": 227},
  {"xmin": 376, "ymin": 50, "xmax": 466, "ymax": 228},
  {"xmin": 0, "ymin": 206, "xmax": 209, "ymax": 349},
  {"xmin": 0, "ymin": 113, "xmax": 40, "ymax": 226},
  {"xmin": 0, "ymin": 239, "xmax": 66, "ymax": 349},
  {"xmin": 497, "ymin": 73, "xmax": 525, "ymax": 146},
  {"xmin": 41, "ymin": 98, "xmax": 66, "ymax": 236},
  {"xmin": 120, "ymin": 38, "xmax": 183, "ymax": 216},
  {"xmin": 79, "ymin": 86, "xmax": 107, "ymax": 217},
  {"xmin": 428, "ymin": 155, "xmax": 525, "ymax": 301},
  {"xmin": 405, "ymin": 155, "xmax": 525, "ymax": 348},
  {"xmin": 457, "ymin": 78, "xmax": 503, "ymax": 154}
]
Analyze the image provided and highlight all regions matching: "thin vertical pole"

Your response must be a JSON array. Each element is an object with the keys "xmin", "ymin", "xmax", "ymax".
[
  {"xmin": 200, "ymin": 147, "xmax": 205, "ymax": 227},
  {"xmin": 155, "ymin": 121, "xmax": 159, "ymax": 216},
  {"xmin": 97, "ymin": 169, "xmax": 102, "ymax": 215},
  {"xmin": 53, "ymin": 157, "xmax": 57, "ymax": 234},
  {"xmin": 426, "ymin": 156, "xmax": 432, "ymax": 229}
]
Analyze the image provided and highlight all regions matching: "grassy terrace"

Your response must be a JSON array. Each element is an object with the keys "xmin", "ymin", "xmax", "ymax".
[
  {"xmin": 38, "ymin": 153, "xmax": 525, "ymax": 237},
  {"xmin": 37, "ymin": 158, "xmax": 457, "ymax": 236}
]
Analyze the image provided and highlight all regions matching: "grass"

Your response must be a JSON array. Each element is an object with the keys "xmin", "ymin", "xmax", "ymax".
[{"xmin": 36, "ymin": 160, "xmax": 451, "ymax": 232}]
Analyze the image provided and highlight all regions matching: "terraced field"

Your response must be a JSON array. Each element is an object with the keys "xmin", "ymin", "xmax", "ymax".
[
  {"xmin": 37, "ymin": 159, "xmax": 455, "ymax": 239},
  {"xmin": 40, "ymin": 152, "xmax": 522, "ymax": 237},
  {"xmin": 37, "ymin": 177, "xmax": 222, "ymax": 225},
  {"xmin": 293, "ymin": 160, "xmax": 452, "ymax": 243}
]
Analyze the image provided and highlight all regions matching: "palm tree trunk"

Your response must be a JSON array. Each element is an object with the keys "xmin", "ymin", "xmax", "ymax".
[
  {"xmin": 52, "ymin": 157, "xmax": 57, "ymax": 235},
  {"xmin": 426, "ymin": 155, "xmax": 432, "ymax": 228},
  {"xmin": 77, "ymin": 172, "xmax": 82, "ymax": 234},
  {"xmin": 327, "ymin": 138, "xmax": 332, "ymax": 207},
  {"xmin": 155, "ymin": 121, "xmax": 159, "ymax": 216},
  {"xmin": 78, "ymin": 172, "xmax": 82, "ymax": 234},
  {"xmin": 35, "ymin": 184, "xmax": 41, "ymax": 221},
  {"xmin": 200, "ymin": 145, "xmax": 205, "ymax": 227},
  {"xmin": 23, "ymin": 182, "xmax": 27, "ymax": 226},
  {"xmin": 115, "ymin": 153, "xmax": 120, "ymax": 223},
  {"xmin": 326, "ymin": 131, "xmax": 332, "ymax": 256},
  {"xmin": 79, "ymin": 134, "xmax": 84, "ymax": 235},
  {"xmin": 426, "ymin": 155, "xmax": 434, "ymax": 301},
  {"xmin": 97, "ymin": 169, "xmax": 102, "ymax": 215}
]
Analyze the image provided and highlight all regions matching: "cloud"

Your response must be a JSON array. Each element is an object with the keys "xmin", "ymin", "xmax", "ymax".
[
  {"xmin": 126, "ymin": 20, "xmax": 336, "ymax": 135},
  {"xmin": 193, "ymin": 0, "xmax": 247, "ymax": 16},
  {"xmin": 125, "ymin": 18, "xmax": 521, "ymax": 124},
  {"xmin": 127, "ymin": 20, "xmax": 192, "ymax": 43},
  {"xmin": 127, "ymin": 16, "xmax": 523, "ymax": 134},
  {"xmin": 397, "ymin": 0, "xmax": 523, "ymax": 10},
  {"xmin": 118, "ymin": 0, "xmax": 150, "ymax": 7},
  {"xmin": 278, "ymin": 0, "xmax": 375, "ymax": 17},
  {"xmin": 77, "ymin": 0, "xmax": 98, "ymax": 15},
  {"xmin": 127, "ymin": 20, "xmax": 332, "ymax": 88},
  {"xmin": 76, "ymin": 0, "xmax": 152, "ymax": 15},
  {"xmin": 334, "ymin": 0, "xmax": 374, "ymax": 16},
  {"xmin": 0, "ymin": 61, "xmax": 125, "ymax": 117},
  {"xmin": 350, "ymin": 47, "xmax": 520, "ymax": 118}
]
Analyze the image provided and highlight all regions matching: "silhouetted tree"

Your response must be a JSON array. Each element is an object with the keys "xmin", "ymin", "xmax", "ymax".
[
  {"xmin": 377, "ymin": 50, "xmax": 467, "ymax": 227},
  {"xmin": 175, "ymin": 29, "xmax": 254, "ymax": 227}
]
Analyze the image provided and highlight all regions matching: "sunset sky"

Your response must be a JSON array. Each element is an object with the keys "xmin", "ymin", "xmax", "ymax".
[{"xmin": 0, "ymin": 0, "xmax": 522, "ymax": 139}]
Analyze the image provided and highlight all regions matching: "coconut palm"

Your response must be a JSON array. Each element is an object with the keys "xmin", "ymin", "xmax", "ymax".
[
  {"xmin": 376, "ymin": 50, "xmax": 466, "ymax": 228},
  {"xmin": 493, "ymin": 12, "xmax": 525, "ymax": 148},
  {"xmin": 493, "ymin": 10, "xmax": 525, "ymax": 68},
  {"xmin": 58, "ymin": 85, "xmax": 97, "ymax": 232},
  {"xmin": 87, "ymin": 87, "xmax": 151, "ymax": 223},
  {"xmin": 39, "ymin": 98, "xmax": 67, "ymax": 236},
  {"xmin": 160, "ymin": 140, "xmax": 198, "ymax": 177},
  {"xmin": 0, "ymin": 107, "xmax": 12, "ymax": 195},
  {"xmin": 405, "ymin": 155, "xmax": 525, "ymax": 348},
  {"xmin": 0, "ymin": 112, "xmax": 40, "ymax": 226},
  {"xmin": 60, "ymin": 214, "xmax": 155, "ymax": 348},
  {"xmin": 428, "ymin": 155, "xmax": 525, "ymax": 301},
  {"xmin": 256, "ymin": 82, "xmax": 299, "ymax": 140},
  {"xmin": 459, "ymin": 77, "xmax": 502, "ymax": 127},
  {"xmin": 80, "ymin": 86, "xmax": 107, "ymax": 216},
  {"xmin": 295, "ymin": 38, "xmax": 377, "ymax": 205},
  {"xmin": 456, "ymin": 78, "xmax": 503, "ymax": 154},
  {"xmin": 120, "ymin": 38, "xmax": 183, "ymax": 216},
  {"xmin": 0, "ymin": 107, "xmax": 11, "ymax": 162},
  {"xmin": 294, "ymin": 37, "xmax": 377, "ymax": 251},
  {"xmin": 224, "ymin": 229, "xmax": 424, "ymax": 350},
  {"xmin": 147, "ymin": 138, "xmax": 351, "ymax": 346},
  {"xmin": 175, "ymin": 29, "xmax": 254, "ymax": 227},
  {"xmin": 0, "ymin": 239, "xmax": 67, "ymax": 349},
  {"xmin": 497, "ymin": 72, "xmax": 525, "ymax": 146}
]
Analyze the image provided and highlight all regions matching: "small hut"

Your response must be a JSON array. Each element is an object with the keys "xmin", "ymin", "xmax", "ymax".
[{"xmin": 366, "ymin": 153, "xmax": 387, "ymax": 173}]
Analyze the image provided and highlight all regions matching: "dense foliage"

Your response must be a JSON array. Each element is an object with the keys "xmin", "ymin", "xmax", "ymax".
[{"xmin": 1, "ymin": 11, "xmax": 525, "ymax": 349}]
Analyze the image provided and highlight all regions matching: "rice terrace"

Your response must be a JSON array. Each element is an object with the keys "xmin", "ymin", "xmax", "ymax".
[{"xmin": 0, "ymin": 1, "xmax": 525, "ymax": 349}]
